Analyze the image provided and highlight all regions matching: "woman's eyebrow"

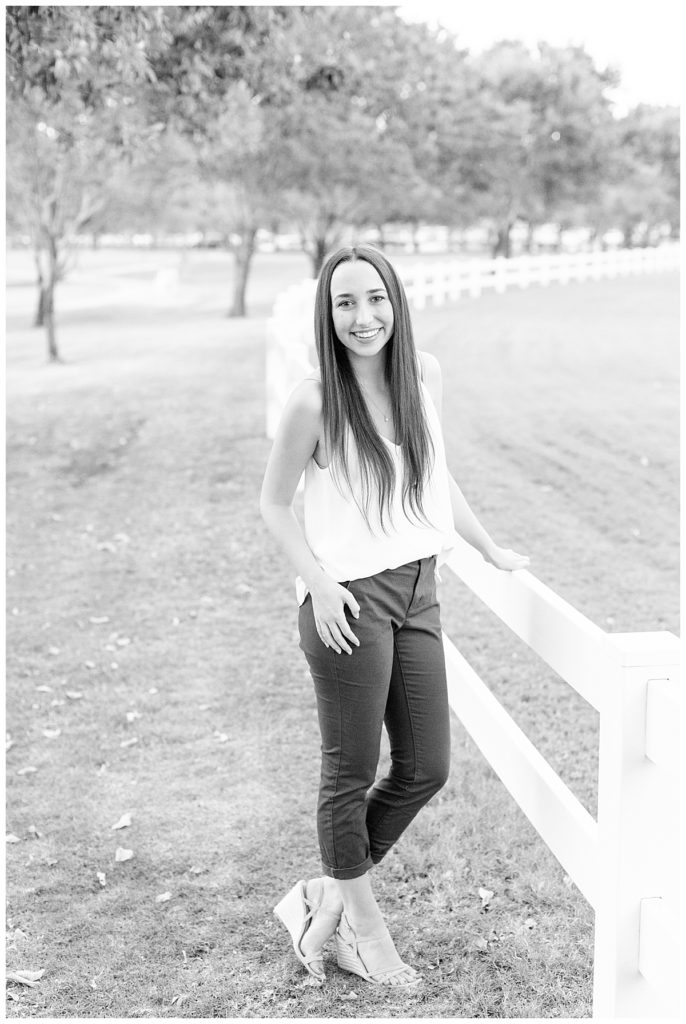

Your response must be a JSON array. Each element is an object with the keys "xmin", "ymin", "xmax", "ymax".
[{"xmin": 333, "ymin": 288, "xmax": 387, "ymax": 299}]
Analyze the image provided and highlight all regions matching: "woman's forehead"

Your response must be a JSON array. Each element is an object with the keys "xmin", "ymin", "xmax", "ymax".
[{"xmin": 330, "ymin": 260, "xmax": 386, "ymax": 296}]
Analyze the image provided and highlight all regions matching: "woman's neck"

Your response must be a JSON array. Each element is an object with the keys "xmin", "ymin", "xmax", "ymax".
[{"xmin": 349, "ymin": 351, "xmax": 388, "ymax": 392}]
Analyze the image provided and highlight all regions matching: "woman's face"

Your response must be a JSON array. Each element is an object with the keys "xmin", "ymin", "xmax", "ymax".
[{"xmin": 330, "ymin": 259, "xmax": 394, "ymax": 359}]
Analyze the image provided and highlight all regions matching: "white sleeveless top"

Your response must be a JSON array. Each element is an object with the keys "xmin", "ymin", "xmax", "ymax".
[{"xmin": 295, "ymin": 375, "xmax": 459, "ymax": 605}]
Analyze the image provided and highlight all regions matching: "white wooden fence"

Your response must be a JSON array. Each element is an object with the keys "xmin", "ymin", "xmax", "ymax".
[
  {"xmin": 442, "ymin": 536, "xmax": 680, "ymax": 1018},
  {"xmin": 403, "ymin": 243, "xmax": 681, "ymax": 309},
  {"xmin": 265, "ymin": 278, "xmax": 318, "ymax": 439},
  {"xmin": 264, "ymin": 244, "xmax": 680, "ymax": 438},
  {"xmin": 264, "ymin": 252, "xmax": 680, "ymax": 1014}
]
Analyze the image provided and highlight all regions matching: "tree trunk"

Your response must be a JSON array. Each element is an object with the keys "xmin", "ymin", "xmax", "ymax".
[
  {"xmin": 309, "ymin": 235, "xmax": 329, "ymax": 279},
  {"xmin": 43, "ymin": 235, "xmax": 62, "ymax": 362},
  {"xmin": 44, "ymin": 279, "xmax": 60, "ymax": 362},
  {"xmin": 228, "ymin": 228, "xmax": 257, "ymax": 318},
  {"xmin": 525, "ymin": 222, "xmax": 536, "ymax": 254},
  {"xmin": 493, "ymin": 222, "xmax": 513, "ymax": 258},
  {"xmin": 590, "ymin": 226, "xmax": 608, "ymax": 251},
  {"xmin": 33, "ymin": 248, "xmax": 46, "ymax": 327},
  {"xmin": 34, "ymin": 285, "xmax": 47, "ymax": 327}
]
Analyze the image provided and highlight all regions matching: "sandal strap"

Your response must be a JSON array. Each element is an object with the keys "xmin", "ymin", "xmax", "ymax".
[
  {"xmin": 338, "ymin": 914, "xmax": 408, "ymax": 979},
  {"xmin": 304, "ymin": 885, "xmax": 343, "ymax": 925}
]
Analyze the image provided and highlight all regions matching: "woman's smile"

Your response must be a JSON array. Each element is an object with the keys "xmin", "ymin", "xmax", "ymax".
[{"xmin": 351, "ymin": 327, "xmax": 383, "ymax": 341}]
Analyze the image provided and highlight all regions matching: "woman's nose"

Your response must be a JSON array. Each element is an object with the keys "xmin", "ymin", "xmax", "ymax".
[{"xmin": 354, "ymin": 303, "xmax": 374, "ymax": 325}]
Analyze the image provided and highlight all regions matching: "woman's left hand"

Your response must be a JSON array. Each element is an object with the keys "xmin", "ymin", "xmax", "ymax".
[{"xmin": 484, "ymin": 545, "xmax": 530, "ymax": 572}]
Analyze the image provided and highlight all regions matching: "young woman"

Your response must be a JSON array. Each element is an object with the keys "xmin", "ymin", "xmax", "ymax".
[{"xmin": 260, "ymin": 244, "xmax": 529, "ymax": 988}]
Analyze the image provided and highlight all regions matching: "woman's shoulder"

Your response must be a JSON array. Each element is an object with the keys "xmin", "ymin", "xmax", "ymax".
[
  {"xmin": 285, "ymin": 373, "xmax": 323, "ymax": 422},
  {"xmin": 416, "ymin": 349, "xmax": 442, "ymax": 389}
]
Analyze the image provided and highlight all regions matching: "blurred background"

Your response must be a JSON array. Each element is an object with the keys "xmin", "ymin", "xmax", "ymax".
[{"xmin": 5, "ymin": 2, "xmax": 680, "ymax": 359}]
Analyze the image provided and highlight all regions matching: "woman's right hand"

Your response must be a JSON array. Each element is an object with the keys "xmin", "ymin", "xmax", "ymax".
[{"xmin": 310, "ymin": 575, "xmax": 361, "ymax": 654}]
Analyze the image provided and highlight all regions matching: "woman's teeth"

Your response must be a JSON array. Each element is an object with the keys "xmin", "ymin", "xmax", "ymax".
[{"xmin": 352, "ymin": 328, "xmax": 380, "ymax": 340}]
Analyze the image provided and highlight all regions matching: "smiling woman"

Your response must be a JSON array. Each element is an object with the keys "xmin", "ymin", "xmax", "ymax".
[{"xmin": 259, "ymin": 242, "xmax": 529, "ymax": 989}]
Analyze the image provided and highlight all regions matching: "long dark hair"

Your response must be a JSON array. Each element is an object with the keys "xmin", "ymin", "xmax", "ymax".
[{"xmin": 314, "ymin": 243, "xmax": 435, "ymax": 533}]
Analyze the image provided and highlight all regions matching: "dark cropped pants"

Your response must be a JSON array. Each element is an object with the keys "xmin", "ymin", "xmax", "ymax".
[{"xmin": 298, "ymin": 555, "xmax": 451, "ymax": 879}]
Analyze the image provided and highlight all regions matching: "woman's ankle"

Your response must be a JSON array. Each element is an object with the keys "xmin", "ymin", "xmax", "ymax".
[{"xmin": 343, "ymin": 905, "xmax": 387, "ymax": 937}]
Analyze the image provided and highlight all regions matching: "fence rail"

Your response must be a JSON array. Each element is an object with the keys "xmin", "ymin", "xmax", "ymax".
[
  {"xmin": 264, "ymin": 250, "xmax": 680, "ymax": 1013},
  {"xmin": 442, "ymin": 536, "xmax": 680, "ymax": 1018},
  {"xmin": 402, "ymin": 243, "xmax": 681, "ymax": 309}
]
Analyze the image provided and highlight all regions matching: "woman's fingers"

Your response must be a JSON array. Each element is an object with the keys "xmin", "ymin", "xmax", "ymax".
[
  {"xmin": 503, "ymin": 551, "xmax": 530, "ymax": 571},
  {"xmin": 318, "ymin": 619, "xmax": 360, "ymax": 655},
  {"xmin": 339, "ymin": 614, "xmax": 361, "ymax": 649},
  {"xmin": 510, "ymin": 550, "xmax": 530, "ymax": 567},
  {"xmin": 343, "ymin": 592, "xmax": 360, "ymax": 619},
  {"xmin": 328, "ymin": 621, "xmax": 357, "ymax": 655},
  {"xmin": 488, "ymin": 545, "xmax": 530, "ymax": 571},
  {"xmin": 314, "ymin": 584, "xmax": 361, "ymax": 654},
  {"xmin": 330, "ymin": 627, "xmax": 350, "ymax": 654},
  {"xmin": 316, "ymin": 621, "xmax": 342, "ymax": 653}
]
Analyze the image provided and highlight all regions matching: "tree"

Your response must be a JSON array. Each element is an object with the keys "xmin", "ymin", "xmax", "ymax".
[
  {"xmin": 469, "ymin": 41, "xmax": 618, "ymax": 256},
  {"xmin": 6, "ymin": 5, "xmax": 167, "ymax": 360},
  {"xmin": 145, "ymin": 4, "xmax": 300, "ymax": 316},
  {"xmin": 613, "ymin": 104, "xmax": 680, "ymax": 244},
  {"xmin": 197, "ymin": 83, "xmax": 289, "ymax": 316},
  {"xmin": 272, "ymin": 6, "xmax": 475, "ymax": 275},
  {"xmin": 90, "ymin": 128, "xmax": 201, "ymax": 244}
]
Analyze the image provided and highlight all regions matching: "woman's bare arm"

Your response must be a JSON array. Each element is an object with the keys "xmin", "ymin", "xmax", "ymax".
[
  {"xmin": 259, "ymin": 380, "xmax": 330, "ymax": 592},
  {"xmin": 259, "ymin": 379, "xmax": 361, "ymax": 652}
]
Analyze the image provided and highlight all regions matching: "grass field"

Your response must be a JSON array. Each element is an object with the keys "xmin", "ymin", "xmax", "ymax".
[{"xmin": 5, "ymin": 251, "xmax": 679, "ymax": 1018}]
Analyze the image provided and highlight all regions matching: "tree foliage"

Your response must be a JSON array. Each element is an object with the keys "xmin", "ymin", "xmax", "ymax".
[
  {"xmin": 5, "ymin": 4, "xmax": 680, "ymax": 349},
  {"xmin": 467, "ymin": 41, "xmax": 619, "ymax": 254},
  {"xmin": 6, "ymin": 5, "xmax": 168, "ymax": 358}
]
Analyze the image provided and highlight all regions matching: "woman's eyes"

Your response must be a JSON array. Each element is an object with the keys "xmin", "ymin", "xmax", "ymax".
[{"xmin": 336, "ymin": 295, "xmax": 386, "ymax": 308}]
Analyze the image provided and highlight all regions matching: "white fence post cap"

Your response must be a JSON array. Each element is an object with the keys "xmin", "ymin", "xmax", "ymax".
[{"xmin": 603, "ymin": 631, "xmax": 680, "ymax": 667}]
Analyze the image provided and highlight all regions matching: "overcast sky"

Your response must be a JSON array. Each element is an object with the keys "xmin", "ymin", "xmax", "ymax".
[{"xmin": 397, "ymin": 0, "xmax": 682, "ymax": 113}]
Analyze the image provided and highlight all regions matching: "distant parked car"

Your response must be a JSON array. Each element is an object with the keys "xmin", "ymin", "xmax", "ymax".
[{"xmin": 192, "ymin": 232, "xmax": 226, "ymax": 249}]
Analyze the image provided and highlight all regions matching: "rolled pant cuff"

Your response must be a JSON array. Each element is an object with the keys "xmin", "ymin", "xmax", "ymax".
[{"xmin": 322, "ymin": 855, "xmax": 374, "ymax": 880}]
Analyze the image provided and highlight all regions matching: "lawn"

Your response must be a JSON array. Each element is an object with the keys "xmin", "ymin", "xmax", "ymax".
[{"xmin": 5, "ymin": 252, "xmax": 679, "ymax": 1018}]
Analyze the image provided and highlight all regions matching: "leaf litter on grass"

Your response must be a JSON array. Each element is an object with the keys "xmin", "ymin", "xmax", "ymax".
[
  {"xmin": 5, "ymin": 275, "xmax": 675, "ymax": 1019},
  {"xmin": 111, "ymin": 812, "xmax": 132, "ymax": 830}
]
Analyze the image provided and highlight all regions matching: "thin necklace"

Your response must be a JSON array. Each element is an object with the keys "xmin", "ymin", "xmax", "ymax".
[{"xmin": 359, "ymin": 382, "xmax": 391, "ymax": 423}]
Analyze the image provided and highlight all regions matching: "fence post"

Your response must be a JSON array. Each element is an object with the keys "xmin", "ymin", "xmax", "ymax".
[
  {"xmin": 558, "ymin": 253, "xmax": 572, "ymax": 284},
  {"xmin": 516, "ymin": 254, "xmax": 530, "ymax": 288},
  {"xmin": 432, "ymin": 262, "xmax": 447, "ymax": 306},
  {"xmin": 574, "ymin": 252, "xmax": 589, "ymax": 283},
  {"xmin": 468, "ymin": 259, "xmax": 483, "ymax": 298},
  {"xmin": 592, "ymin": 632, "xmax": 680, "ymax": 1018},
  {"xmin": 448, "ymin": 260, "xmax": 463, "ymax": 302},
  {"xmin": 591, "ymin": 251, "xmax": 605, "ymax": 281},
  {"xmin": 410, "ymin": 262, "xmax": 426, "ymax": 310},
  {"xmin": 264, "ymin": 279, "xmax": 317, "ymax": 439},
  {"xmin": 537, "ymin": 255, "xmax": 551, "ymax": 286},
  {"xmin": 493, "ymin": 257, "xmax": 507, "ymax": 294}
]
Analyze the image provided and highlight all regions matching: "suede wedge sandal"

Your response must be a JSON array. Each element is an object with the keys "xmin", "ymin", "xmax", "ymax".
[
  {"xmin": 334, "ymin": 913, "xmax": 421, "ymax": 987},
  {"xmin": 273, "ymin": 879, "xmax": 341, "ymax": 985}
]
